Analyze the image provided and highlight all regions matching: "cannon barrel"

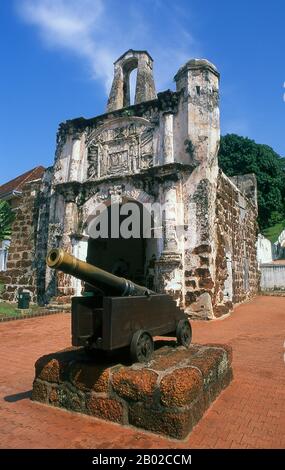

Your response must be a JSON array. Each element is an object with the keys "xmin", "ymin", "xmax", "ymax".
[{"xmin": 46, "ymin": 248, "xmax": 154, "ymax": 297}]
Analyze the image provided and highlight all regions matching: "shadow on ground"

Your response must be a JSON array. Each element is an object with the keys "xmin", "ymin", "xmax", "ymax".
[{"xmin": 4, "ymin": 390, "xmax": 32, "ymax": 402}]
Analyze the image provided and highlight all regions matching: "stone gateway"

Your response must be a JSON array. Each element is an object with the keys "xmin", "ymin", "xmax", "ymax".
[{"xmin": 1, "ymin": 50, "xmax": 259, "ymax": 319}]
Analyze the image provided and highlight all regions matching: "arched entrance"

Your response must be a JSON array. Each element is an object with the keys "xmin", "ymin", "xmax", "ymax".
[{"xmin": 86, "ymin": 200, "xmax": 156, "ymax": 287}]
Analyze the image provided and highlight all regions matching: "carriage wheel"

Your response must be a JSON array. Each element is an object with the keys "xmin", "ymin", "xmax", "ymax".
[
  {"xmin": 176, "ymin": 319, "xmax": 192, "ymax": 347},
  {"xmin": 130, "ymin": 330, "xmax": 154, "ymax": 363}
]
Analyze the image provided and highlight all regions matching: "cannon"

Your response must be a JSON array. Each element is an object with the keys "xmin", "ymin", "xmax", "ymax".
[{"xmin": 47, "ymin": 248, "xmax": 192, "ymax": 363}]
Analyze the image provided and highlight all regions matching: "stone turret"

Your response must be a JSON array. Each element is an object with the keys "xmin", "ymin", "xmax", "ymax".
[
  {"xmin": 107, "ymin": 49, "xmax": 157, "ymax": 111},
  {"xmin": 174, "ymin": 58, "xmax": 220, "ymax": 167}
]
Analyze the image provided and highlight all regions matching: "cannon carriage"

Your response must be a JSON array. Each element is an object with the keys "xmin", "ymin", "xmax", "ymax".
[{"xmin": 47, "ymin": 248, "xmax": 192, "ymax": 362}]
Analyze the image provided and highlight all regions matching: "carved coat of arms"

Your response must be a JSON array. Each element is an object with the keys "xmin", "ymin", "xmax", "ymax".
[{"xmin": 86, "ymin": 118, "xmax": 154, "ymax": 180}]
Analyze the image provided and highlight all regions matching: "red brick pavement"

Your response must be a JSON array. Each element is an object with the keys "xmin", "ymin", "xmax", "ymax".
[{"xmin": 0, "ymin": 295, "xmax": 284, "ymax": 449}]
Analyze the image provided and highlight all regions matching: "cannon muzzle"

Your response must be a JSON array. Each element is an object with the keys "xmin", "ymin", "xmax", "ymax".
[{"xmin": 47, "ymin": 248, "xmax": 154, "ymax": 297}]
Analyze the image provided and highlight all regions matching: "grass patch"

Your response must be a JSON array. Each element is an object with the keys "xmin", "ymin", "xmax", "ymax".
[
  {"xmin": 0, "ymin": 302, "xmax": 39, "ymax": 318},
  {"xmin": 262, "ymin": 219, "xmax": 285, "ymax": 243}
]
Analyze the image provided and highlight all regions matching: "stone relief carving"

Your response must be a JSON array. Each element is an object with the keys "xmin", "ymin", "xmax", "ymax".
[
  {"xmin": 140, "ymin": 127, "xmax": 153, "ymax": 169},
  {"xmin": 86, "ymin": 120, "xmax": 154, "ymax": 180},
  {"xmin": 87, "ymin": 143, "xmax": 99, "ymax": 179}
]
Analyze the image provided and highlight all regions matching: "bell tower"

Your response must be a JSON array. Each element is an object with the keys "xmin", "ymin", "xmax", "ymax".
[{"xmin": 107, "ymin": 49, "xmax": 157, "ymax": 112}]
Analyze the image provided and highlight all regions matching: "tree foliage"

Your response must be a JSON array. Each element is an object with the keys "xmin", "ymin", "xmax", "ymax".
[
  {"xmin": 0, "ymin": 201, "xmax": 14, "ymax": 241},
  {"xmin": 218, "ymin": 134, "xmax": 285, "ymax": 230}
]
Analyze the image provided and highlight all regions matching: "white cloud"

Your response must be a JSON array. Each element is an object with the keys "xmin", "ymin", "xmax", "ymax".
[
  {"xmin": 17, "ymin": 0, "xmax": 115, "ymax": 91},
  {"xmin": 16, "ymin": 0, "xmax": 199, "ymax": 95}
]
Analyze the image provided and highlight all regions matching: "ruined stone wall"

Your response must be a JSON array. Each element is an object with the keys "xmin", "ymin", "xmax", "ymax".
[
  {"xmin": 43, "ymin": 56, "xmax": 222, "ymax": 316},
  {"xmin": 0, "ymin": 52, "xmax": 259, "ymax": 318},
  {"xmin": 0, "ymin": 180, "xmax": 42, "ymax": 302},
  {"xmin": 214, "ymin": 171, "xmax": 259, "ymax": 316},
  {"xmin": 183, "ymin": 176, "xmax": 218, "ymax": 320},
  {"xmin": 173, "ymin": 59, "xmax": 220, "ymax": 320},
  {"xmin": 44, "ymin": 90, "xmax": 183, "ymax": 302},
  {"xmin": 41, "ymin": 51, "xmax": 258, "ymax": 319},
  {"xmin": 34, "ymin": 169, "xmax": 53, "ymax": 304}
]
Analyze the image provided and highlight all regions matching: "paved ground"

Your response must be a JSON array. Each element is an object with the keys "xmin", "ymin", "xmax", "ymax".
[{"xmin": 0, "ymin": 295, "xmax": 284, "ymax": 449}]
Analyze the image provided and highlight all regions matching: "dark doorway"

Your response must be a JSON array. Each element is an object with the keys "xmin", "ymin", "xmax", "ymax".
[{"xmin": 87, "ymin": 201, "xmax": 147, "ymax": 285}]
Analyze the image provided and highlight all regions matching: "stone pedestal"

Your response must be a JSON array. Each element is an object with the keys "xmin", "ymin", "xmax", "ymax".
[{"xmin": 32, "ymin": 343, "xmax": 233, "ymax": 440}]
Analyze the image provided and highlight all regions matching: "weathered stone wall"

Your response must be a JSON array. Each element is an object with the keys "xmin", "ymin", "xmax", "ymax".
[
  {"xmin": 0, "ymin": 180, "xmax": 42, "ymax": 302},
  {"xmin": 34, "ymin": 169, "xmax": 53, "ymax": 304},
  {"xmin": 0, "ymin": 52, "xmax": 259, "ymax": 317},
  {"xmin": 34, "ymin": 51, "xmax": 258, "ymax": 319},
  {"xmin": 44, "ymin": 89, "xmax": 184, "ymax": 303},
  {"xmin": 213, "ymin": 171, "xmax": 259, "ymax": 316},
  {"xmin": 0, "ymin": 171, "xmax": 52, "ymax": 304},
  {"xmin": 44, "ymin": 57, "xmax": 222, "ymax": 317}
]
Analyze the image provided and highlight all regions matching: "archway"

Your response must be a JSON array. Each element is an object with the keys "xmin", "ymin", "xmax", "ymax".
[
  {"xmin": 86, "ymin": 199, "xmax": 157, "ymax": 287},
  {"xmin": 122, "ymin": 57, "xmax": 138, "ymax": 107}
]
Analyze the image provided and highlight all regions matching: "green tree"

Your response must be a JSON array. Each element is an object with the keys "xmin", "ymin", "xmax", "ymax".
[
  {"xmin": 0, "ymin": 201, "xmax": 14, "ymax": 241},
  {"xmin": 218, "ymin": 134, "xmax": 285, "ymax": 230}
]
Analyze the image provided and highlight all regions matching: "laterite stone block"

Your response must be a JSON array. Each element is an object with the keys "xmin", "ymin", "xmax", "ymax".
[{"xmin": 32, "ymin": 343, "xmax": 233, "ymax": 439}]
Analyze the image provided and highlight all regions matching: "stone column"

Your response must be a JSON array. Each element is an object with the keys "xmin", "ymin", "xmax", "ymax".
[
  {"xmin": 135, "ymin": 54, "xmax": 157, "ymax": 104},
  {"xmin": 53, "ymin": 134, "xmax": 73, "ymax": 183},
  {"xmin": 163, "ymin": 186, "xmax": 178, "ymax": 253},
  {"xmin": 155, "ymin": 185, "xmax": 183, "ymax": 304},
  {"xmin": 62, "ymin": 202, "xmax": 78, "ymax": 246},
  {"xmin": 68, "ymin": 137, "xmax": 81, "ymax": 181},
  {"xmin": 163, "ymin": 112, "xmax": 174, "ymax": 164},
  {"xmin": 71, "ymin": 236, "xmax": 89, "ymax": 296},
  {"xmin": 107, "ymin": 66, "xmax": 124, "ymax": 111},
  {"xmin": 56, "ymin": 201, "xmax": 78, "ymax": 297}
]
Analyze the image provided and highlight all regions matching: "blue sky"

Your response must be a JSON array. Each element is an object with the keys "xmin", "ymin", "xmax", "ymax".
[{"xmin": 0, "ymin": 0, "xmax": 284, "ymax": 185}]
